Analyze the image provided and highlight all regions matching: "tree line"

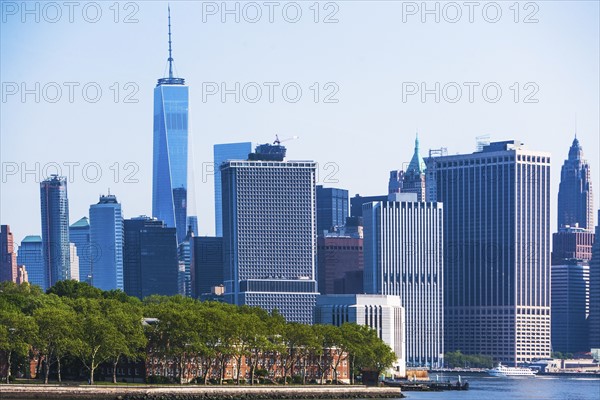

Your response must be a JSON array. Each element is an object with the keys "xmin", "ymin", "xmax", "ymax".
[{"xmin": 0, "ymin": 281, "xmax": 396, "ymax": 385}]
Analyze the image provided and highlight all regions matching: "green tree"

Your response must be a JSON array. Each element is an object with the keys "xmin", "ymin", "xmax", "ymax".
[
  {"xmin": 0, "ymin": 310, "xmax": 37, "ymax": 383},
  {"xmin": 47, "ymin": 280, "xmax": 103, "ymax": 299},
  {"xmin": 71, "ymin": 298, "xmax": 119, "ymax": 384},
  {"xmin": 104, "ymin": 300, "xmax": 147, "ymax": 383},
  {"xmin": 33, "ymin": 297, "xmax": 77, "ymax": 383}
]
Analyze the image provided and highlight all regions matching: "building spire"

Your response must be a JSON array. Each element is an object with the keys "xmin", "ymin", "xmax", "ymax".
[{"xmin": 168, "ymin": 5, "xmax": 174, "ymax": 79}]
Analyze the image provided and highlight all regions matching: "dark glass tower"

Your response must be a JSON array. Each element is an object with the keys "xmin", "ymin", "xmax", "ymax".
[
  {"xmin": 17, "ymin": 236, "xmax": 44, "ymax": 289},
  {"xmin": 152, "ymin": 7, "xmax": 189, "ymax": 244},
  {"xmin": 123, "ymin": 216, "xmax": 178, "ymax": 299},
  {"xmin": 557, "ymin": 136, "xmax": 594, "ymax": 231},
  {"xmin": 40, "ymin": 175, "xmax": 70, "ymax": 288},
  {"xmin": 191, "ymin": 236, "xmax": 224, "ymax": 298},
  {"xmin": 316, "ymin": 186, "xmax": 349, "ymax": 235}
]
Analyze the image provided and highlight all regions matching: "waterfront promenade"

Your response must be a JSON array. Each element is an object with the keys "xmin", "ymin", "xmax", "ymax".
[{"xmin": 0, "ymin": 384, "xmax": 403, "ymax": 400}]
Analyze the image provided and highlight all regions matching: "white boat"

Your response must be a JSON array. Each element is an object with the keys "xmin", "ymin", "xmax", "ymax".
[{"xmin": 487, "ymin": 363, "xmax": 538, "ymax": 377}]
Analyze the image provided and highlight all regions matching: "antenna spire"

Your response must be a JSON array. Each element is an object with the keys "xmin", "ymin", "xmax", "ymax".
[{"xmin": 168, "ymin": 5, "xmax": 174, "ymax": 79}]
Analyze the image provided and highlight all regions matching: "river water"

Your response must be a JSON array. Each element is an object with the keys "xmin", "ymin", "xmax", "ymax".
[{"xmin": 400, "ymin": 373, "xmax": 600, "ymax": 400}]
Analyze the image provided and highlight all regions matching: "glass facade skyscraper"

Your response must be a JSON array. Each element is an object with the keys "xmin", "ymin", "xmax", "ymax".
[
  {"xmin": 152, "ymin": 8, "xmax": 189, "ymax": 244},
  {"xmin": 89, "ymin": 194, "xmax": 123, "ymax": 291},
  {"xmin": 221, "ymin": 144, "xmax": 319, "ymax": 324},
  {"xmin": 40, "ymin": 175, "xmax": 70, "ymax": 288},
  {"xmin": 17, "ymin": 236, "xmax": 44, "ymax": 290},
  {"xmin": 213, "ymin": 142, "xmax": 253, "ymax": 236},
  {"xmin": 69, "ymin": 217, "xmax": 91, "ymax": 283},
  {"xmin": 123, "ymin": 216, "xmax": 179, "ymax": 299},
  {"xmin": 428, "ymin": 140, "xmax": 551, "ymax": 365},
  {"xmin": 316, "ymin": 185, "xmax": 349, "ymax": 235}
]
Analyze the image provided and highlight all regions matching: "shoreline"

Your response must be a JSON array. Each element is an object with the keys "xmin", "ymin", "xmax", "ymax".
[{"xmin": 0, "ymin": 384, "xmax": 404, "ymax": 400}]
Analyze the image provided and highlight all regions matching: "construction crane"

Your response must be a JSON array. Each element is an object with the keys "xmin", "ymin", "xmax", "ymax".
[{"xmin": 273, "ymin": 134, "xmax": 299, "ymax": 145}]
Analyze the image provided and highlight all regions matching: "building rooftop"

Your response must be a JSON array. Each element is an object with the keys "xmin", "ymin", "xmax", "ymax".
[
  {"xmin": 21, "ymin": 235, "xmax": 42, "ymax": 243},
  {"xmin": 70, "ymin": 217, "xmax": 89, "ymax": 229}
]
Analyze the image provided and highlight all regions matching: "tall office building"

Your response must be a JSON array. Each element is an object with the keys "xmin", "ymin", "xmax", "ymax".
[
  {"xmin": 557, "ymin": 136, "xmax": 594, "ymax": 231},
  {"xmin": 152, "ymin": 8, "xmax": 189, "ymax": 244},
  {"xmin": 191, "ymin": 236, "xmax": 224, "ymax": 298},
  {"xmin": 429, "ymin": 140, "xmax": 551, "ymax": 365},
  {"xmin": 316, "ymin": 186, "xmax": 349, "ymax": 235},
  {"xmin": 363, "ymin": 196, "xmax": 444, "ymax": 368},
  {"xmin": 123, "ymin": 216, "xmax": 178, "ymax": 299},
  {"xmin": 221, "ymin": 143, "xmax": 318, "ymax": 324},
  {"xmin": 589, "ymin": 211, "xmax": 600, "ymax": 349},
  {"xmin": 214, "ymin": 142, "xmax": 253, "ymax": 236},
  {"xmin": 17, "ymin": 236, "xmax": 44, "ymax": 290},
  {"xmin": 89, "ymin": 194, "xmax": 123, "ymax": 290},
  {"xmin": 40, "ymin": 175, "xmax": 71, "ymax": 288},
  {"xmin": 69, "ymin": 217, "xmax": 91, "ymax": 283},
  {"xmin": 69, "ymin": 243, "xmax": 79, "ymax": 281},
  {"xmin": 315, "ymin": 294, "xmax": 406, "ymax": 377},
  {"xmin": 0, "ymin": 225, "xmax": 18, "ymax": 283},
  {"xmin": 551, "ymin": 260, "xmax": 589, "ymax": 353}
]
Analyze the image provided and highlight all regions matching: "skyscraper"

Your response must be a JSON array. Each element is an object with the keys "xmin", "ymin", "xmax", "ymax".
[
  {"xmin": 221, "ymin": 143, "xmax": 318, "ymax": 324},
  {"xmin": 152, "ymin": 8, "xmax": 189, "ymax": 244},
  {"xmin": 589, "ymin": 211, "xmax": 600, "ymax": 350},
  {"xmin": 430, "ymin": 140, "xmax": 551, "ymax": 365},
  {"xmin": 316, "ymin": 186, "xmax": 349, "ymax": 235},
  {"xmin": 40, "ymin": 175, "xmax": 71, "ymax": 288},
  {"xmin": 177, "ymin": 227, "xmax": 194, "ymax": 297},
  {"xmin": 363, "ymin": 195, "xmax": 444, "ymax": 368},
  {"xmin": 17, "ymin": 236, "xmax": 44, "ymax": 290},
  {"xmin": 350, "ymin": 194, "xmax": 388, "ymax": 218},
  {"xmin": 123, "ymin": 216, "xmax": 178, "ymax": 299},
  {"xmin": 69, "ymin": 217, "xmax": 91, "ymax": 283},
  {"xmin": 0, "ymin": 225, "xmax": 18, "ymax": 283},
  {"xmin": 191, "ymin": 236, "xmax": 224, "ymax": 298},
  {"xmin": 557, "ymin": 136, "xmax": 594, "ymax": 231},
  {"xmin": 89, "ymin": 194, "xmax": 123, "ymax": 291},
  {"xmin": 213, "ymin": 142, "xmax": 253, "ymax": 236},
  {"xmin": 551, "ymin": 260, "xmax": 589, "ymax": 353},
  {"xmin": 317, "ymin": 234, "xmax": 363, "ymax": 295}
]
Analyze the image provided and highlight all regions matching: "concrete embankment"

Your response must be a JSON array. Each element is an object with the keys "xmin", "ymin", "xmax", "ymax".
[{"xmin": 0, "ymin": 385, "xmax": 404, "ymax": 400}]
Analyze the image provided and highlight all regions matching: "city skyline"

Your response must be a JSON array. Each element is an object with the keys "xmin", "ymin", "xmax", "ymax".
[{"xmin": 1, "ymin": 2, "xmax": 599, "ymax": 244}]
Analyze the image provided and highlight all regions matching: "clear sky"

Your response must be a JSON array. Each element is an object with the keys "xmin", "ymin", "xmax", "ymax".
[{"xmin": 1, "ymin": 0, "xmax": 599, "ymax": 244}]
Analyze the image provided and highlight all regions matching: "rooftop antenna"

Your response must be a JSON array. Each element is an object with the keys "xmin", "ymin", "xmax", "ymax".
[{"xmin": 168, "ymin": 5, "xmax": 174, "ymax": 79}]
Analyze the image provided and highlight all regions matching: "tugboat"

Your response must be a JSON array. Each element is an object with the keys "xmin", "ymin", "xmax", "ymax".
[{"xmin": 487, "ymin": 363, "xmax": 538, "ymax": 377}]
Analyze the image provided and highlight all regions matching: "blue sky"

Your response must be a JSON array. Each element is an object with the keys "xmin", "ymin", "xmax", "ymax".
[{"xmin": 1, "ymin": 0, "xmax": 599, "ymax": 242}]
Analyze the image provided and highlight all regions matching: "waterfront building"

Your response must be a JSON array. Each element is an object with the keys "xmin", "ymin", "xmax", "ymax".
[
  {"xmin": 152, "ymin": 8, "xmax": 189, "ymax": 244},
  {"xmin": 123, "ymin": 216, "xmax": 178, "ymax": 299},
  {"xmin": 589, "ymin": 211, "xmax": 600, "ymax": 349},
  {"xmin": 17, "ymin": 236, "xmax": 44, "ymax": 289},
  {"xmin": 363, "ymin": 195, "xmax": 444, "ymax": 368},
  {"xmin": 0, "ymin": 225, "xmax": 17, "ymax": 283},
  {"xmin": 551, "ymin": 260, "xmax": 589, "ymax": 353},
  {"xmin": 40, "ymin": 175, "xmax": 71, "ymax": 288},
  {"xmin": 213, "ymin": 142, "xmax": 253, "ymax": 237},
  {"xmin": 428, "ymin": 140, "xmax": 551, "ymax": 365},
  {"xmin": 89, "ymin": 194, "xmax": 123, "ymax": 290},
  {"xmin": 69, "ymin": 217, "xmax": 91, "ymax": 283},
  {"xmin": 221, "ymin": 143, "xmax": 318, "ymax": 323},
  {"xmin": 314, "ymin": 294, "xmax": 406, "ymax": 377}
]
